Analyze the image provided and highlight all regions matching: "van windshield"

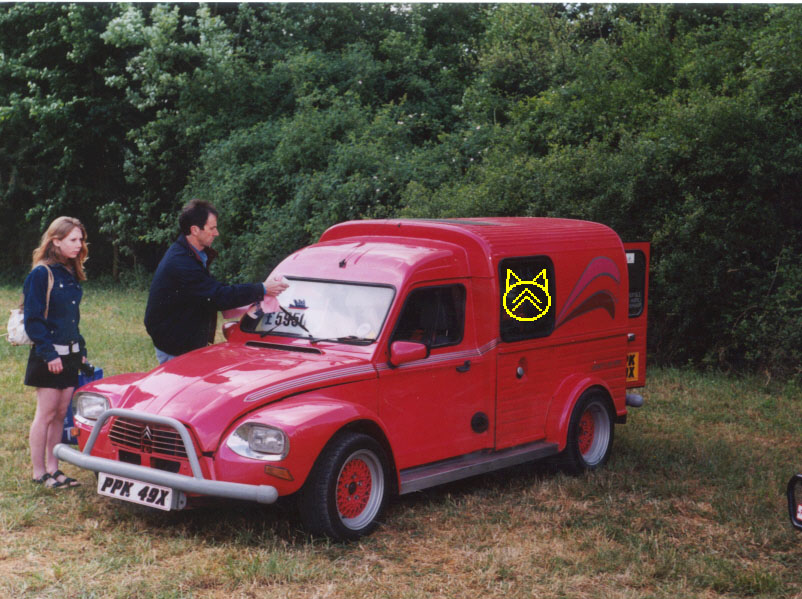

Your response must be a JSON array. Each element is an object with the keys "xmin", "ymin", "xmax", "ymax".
[{"xmin": 245, "ymin": 278, "xmax": 395, "ymax": 344}]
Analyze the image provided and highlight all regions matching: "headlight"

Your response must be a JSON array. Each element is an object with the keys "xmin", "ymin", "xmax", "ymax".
[
  {"xmin": 226, "ymin": 423, "xmax": 289, "ymax": 461},
  {"xmin": 74, "ymin": 392, "xmax": 110, "ymax": 424}
]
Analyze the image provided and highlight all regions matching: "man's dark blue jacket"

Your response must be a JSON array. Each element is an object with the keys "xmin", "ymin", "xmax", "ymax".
[{"xmin": 144, "ymin": 235, "xmax": 264, "ymax": 356}]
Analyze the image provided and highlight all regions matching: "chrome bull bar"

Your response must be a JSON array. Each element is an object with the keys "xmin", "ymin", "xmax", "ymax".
[{"xmin": 53, "ymin": 408, "xmax": 278, "ymax": 505}]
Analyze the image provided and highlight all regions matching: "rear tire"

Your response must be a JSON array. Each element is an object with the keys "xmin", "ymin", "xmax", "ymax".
[
  {"xmin": 560, "ymin": 390, "xmax": 614, "ymax": 474},
  {"xmin": 299, "ymin": 432, "xmax": 389, "ymax": 541}
]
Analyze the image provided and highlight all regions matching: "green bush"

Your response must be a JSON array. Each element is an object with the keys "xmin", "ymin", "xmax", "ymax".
[{"xmin": 2, "ymin": 4, "xmax": 801, "ymax": 380}]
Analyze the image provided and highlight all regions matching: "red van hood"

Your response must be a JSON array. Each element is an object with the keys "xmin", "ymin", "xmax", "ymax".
[{"xmin": 116, "ymin": 343, "xmax": 376, "ymax": 450}]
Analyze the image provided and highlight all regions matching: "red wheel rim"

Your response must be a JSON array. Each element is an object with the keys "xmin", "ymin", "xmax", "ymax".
[
  {"xmin": 336, "ymin": 457, "xmax": 373, "ymax": 519},
  {"xmin": 578, "ymin": 410, "xmax": 595, "ymax": 455}
]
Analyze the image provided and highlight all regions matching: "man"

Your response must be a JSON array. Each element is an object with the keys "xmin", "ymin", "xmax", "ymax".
[{"xmin": 145, "ymin": 199, "xmax": 288, "ymax": 363}]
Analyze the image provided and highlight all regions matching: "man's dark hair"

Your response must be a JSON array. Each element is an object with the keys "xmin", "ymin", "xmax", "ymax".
[{"xmin": 178, "ymin": 199, "xmax": 218, "ymax": 236}]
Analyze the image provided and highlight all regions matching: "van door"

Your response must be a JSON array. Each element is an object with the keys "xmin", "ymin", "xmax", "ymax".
[
  {"xmin": 378, "ymin": 282, "xmax": 495, "ymax": 470},
  {"xmin": 624, "ymin": 243, "xmax": 650, "ymax": 388},
  {"xmin": 494, "ymin": 255, "xmax": 557, "ymax": 449}
]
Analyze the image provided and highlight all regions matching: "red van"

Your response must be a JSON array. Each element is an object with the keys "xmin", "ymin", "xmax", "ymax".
[{"xmin": 56, "ymin": 218, "xmax": 650, "ymax": 540}]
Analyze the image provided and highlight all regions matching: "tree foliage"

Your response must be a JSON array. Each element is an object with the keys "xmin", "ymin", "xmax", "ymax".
[{"xmin": 1, "ymin": 3, "xmax": 800, "ymax": 379}]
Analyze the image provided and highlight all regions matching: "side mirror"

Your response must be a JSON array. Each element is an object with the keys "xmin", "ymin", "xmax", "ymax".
[
  {"xmin": 788, "ymin": 474, "xmax": 802, "ymax": 531},
  {"xmin": 222, "ymin": 320, "xmax": 238, "ymax": 341},
  {"xmin": 388, "ymin": 341, "xmax": 428, "ymax": 368}
]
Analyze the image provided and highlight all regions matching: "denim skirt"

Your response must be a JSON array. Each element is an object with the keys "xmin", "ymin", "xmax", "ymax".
[{"xmin": 24, "ymin": 347, "xmax": 81, "ymax": 389}]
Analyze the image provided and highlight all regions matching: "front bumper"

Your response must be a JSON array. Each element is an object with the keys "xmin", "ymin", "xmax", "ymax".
[{"xmin": 53, "ymin": 408, "xmax": 278, "ymax": 505}]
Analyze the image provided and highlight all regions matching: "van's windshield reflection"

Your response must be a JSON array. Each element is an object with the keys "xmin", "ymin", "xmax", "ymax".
[{"xmin": 241, "ymin": 278, "xmax": 395, "ymax": 344}]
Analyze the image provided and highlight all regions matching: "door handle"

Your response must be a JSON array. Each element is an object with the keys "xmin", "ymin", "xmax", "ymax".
[{"xmin": 456, "ymin": 360, "xmax": 471, "ymax": 373}]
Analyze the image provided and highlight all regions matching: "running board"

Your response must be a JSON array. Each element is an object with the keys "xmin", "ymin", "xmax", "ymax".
[{"xmin": 399, "ymin": 441, "xmax": 559, "ymax": 495}]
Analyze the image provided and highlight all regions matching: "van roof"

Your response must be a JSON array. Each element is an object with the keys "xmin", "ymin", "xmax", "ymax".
[
  {"xmin": 320, "ymin": 218, "xmax": 623, "ymax": 277},
  {"xmin": 281, "ymin": 237, "xmax": 468, "ymax": 286}
]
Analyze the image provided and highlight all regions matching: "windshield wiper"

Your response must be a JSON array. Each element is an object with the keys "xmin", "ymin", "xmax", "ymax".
[
  {"xmin": 257, "ymin": 307, "xmax": 373, "ymax": 344},
  {"xmin": 281, "ymin": 306, "xmax": 310, "ymax": 332},
  {"xmin": 258, "ymin": 305, "xmax": 310, "ymax": 337},
  {"xmin": 308, "ymin": 335, "xmax": 374, "ymax": 345}
]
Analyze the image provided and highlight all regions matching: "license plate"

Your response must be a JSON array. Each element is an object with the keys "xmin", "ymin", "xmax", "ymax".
[
  {"xmin": 257, "ymin": 310, "xmax": 308, "ymax": 334},
  {"xmin": 97, "ymin": 473, "xmax": 176, "ymax": 511}
]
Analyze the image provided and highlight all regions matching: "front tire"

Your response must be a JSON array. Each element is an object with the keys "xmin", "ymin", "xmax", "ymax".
[
  {"xmin": 560, "ymin": 390, "xmax": 614, "ymax": 474},
  {"xmin": 299, "ymin": 432, "xmax": 390, "ymax": 541}
]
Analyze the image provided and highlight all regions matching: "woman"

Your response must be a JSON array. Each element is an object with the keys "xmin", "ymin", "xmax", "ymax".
[{"xmin": 23, "ymin": 216, "xmax": 89, "ymax": 489}]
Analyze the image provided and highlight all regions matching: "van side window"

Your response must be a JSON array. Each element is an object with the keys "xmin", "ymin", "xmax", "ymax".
[
  {"xmin": 499, "ymin": 256, "xmax": 555, "ymax": 342},
  {"xmin": 392, "ymin": 285, "xmax": 465, "ymax": 349},
  {"xmin": 626, "ymin": 250, "xmax": 646, "ymax": 317}
]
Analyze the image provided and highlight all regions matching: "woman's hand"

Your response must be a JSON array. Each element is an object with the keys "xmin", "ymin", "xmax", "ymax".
[{"xmin": 47, "ymin": 357, "xmax": 63, "ymax": 374}]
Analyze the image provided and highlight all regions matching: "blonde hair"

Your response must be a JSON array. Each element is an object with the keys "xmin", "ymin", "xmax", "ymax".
[{"xmin": 31, "ymin": 216, "xmax": 89, "ymax": 281}]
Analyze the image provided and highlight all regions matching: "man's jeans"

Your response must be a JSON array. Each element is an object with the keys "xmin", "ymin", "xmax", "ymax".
[{"xmin": 155, "ymin": 347, "xmax": 176, "ymax": 365}]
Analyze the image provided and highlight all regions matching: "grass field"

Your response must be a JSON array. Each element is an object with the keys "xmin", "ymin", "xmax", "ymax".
[{"xmin": 1, "ymin": 283, "xmax": 801, "ymax": 598}]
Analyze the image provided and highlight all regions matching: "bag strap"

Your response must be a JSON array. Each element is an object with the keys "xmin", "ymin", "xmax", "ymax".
[
  {"xmin": 19, "ymin": 264, "xmax": 55, "ymax": 317},
  {"xmin": 43, "ymin": 265, "xmax": 54, "ymax": 320}
]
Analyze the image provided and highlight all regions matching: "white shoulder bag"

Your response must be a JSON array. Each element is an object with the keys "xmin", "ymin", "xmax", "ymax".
[{"xmin": 6, "ymin": 265, "xmax": 53, "ymax": 346}]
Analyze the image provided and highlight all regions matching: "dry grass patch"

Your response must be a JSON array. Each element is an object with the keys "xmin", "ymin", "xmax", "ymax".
[{"xmin": 1, "ymin": 284, "xmax": 802, "ymax": 598}]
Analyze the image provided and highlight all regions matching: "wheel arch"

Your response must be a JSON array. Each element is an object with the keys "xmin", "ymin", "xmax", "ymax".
[
  {"xmin": 242, "ymin": 396, "xmax": 394, "ymax": 496},
  {"xmin": 297, "ymin": 425, "xmax": 394, "ymax": 540},
  {"xmin": 318, "ymin": 419, "xmax": 399, "ymax": 496},
  {"xmin": 545, "ymin": 376, "xmax": 615, "ymax": 452}
]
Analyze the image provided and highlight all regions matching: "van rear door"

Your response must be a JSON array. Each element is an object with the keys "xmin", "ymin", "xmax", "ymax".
[{"xmin": 624, "ymin": 243, "xmax": 650, "ymax": 388}]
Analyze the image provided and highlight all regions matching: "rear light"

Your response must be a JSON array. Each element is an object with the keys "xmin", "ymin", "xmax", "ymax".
[{"xmin": 222, "ymin": 321, "xmax": 237, "ymax": 340}]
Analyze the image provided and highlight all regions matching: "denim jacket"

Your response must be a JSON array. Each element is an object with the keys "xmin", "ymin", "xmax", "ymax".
[{"xmin": 23, "ymin": 263, "xmax": 86, "ymax": 363}]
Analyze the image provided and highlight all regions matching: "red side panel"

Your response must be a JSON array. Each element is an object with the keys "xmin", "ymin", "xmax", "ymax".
[{"xmin": 624, "ymin": 243, "xmax": 650, "ymax": 388}]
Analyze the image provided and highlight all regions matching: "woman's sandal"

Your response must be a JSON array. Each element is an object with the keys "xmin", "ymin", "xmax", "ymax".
[
  {"xmin": 32, "ymin": 473, "xmax": 65, "ymax": 489},
  {"xmin": 51, "ymin": 469, "xmax": 80, "ymax": 488},
  {"xmin": 32, "ymin": 473, "xmax": 53, "ymax": 485}
]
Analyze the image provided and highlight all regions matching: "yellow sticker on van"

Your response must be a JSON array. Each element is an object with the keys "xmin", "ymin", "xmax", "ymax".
[
  {"xmin": 626, "ymin": 352, "xmax": 639, "ymax": 381},
  {"xmin": 503, "ymin": 268, "xmax": 552, "ymax": 322}
]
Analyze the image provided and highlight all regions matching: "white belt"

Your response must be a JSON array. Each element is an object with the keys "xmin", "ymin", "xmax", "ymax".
[{"xmin": 53, "ymin": 342, "xmax": 80, "ymax": 356}]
